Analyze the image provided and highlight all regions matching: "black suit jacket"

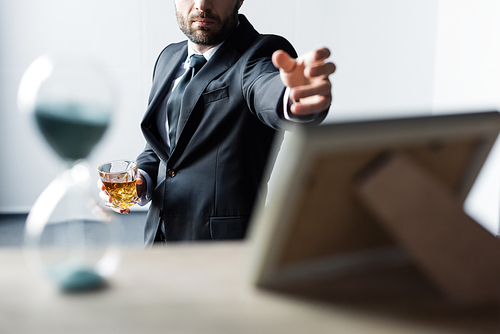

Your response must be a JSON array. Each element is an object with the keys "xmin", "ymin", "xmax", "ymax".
[{"xmin": 137, "ymin": 15, "xmax": 327, "ymax": 244}]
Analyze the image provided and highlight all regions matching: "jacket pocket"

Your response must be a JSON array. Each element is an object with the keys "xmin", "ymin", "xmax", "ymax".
[
  {"xmin": 202, "ymin": 86, "xmax": 229, "ymax": 104},
  {"xmin": 209, "ymin": 216, "xmax": 248, "ymax": 240}
]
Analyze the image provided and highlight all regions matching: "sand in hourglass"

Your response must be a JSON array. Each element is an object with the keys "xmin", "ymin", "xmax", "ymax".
[{"xmin": 34, "ymin": 102, "xmax": 109, "ymax": 161}]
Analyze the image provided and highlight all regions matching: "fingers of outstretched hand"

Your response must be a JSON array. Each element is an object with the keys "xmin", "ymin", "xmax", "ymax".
[
  {"xmin": 305, "ymin": 61, "xmax": 336, "ymax": 79},
  {"xmin": 301, "ymin": 48, "xmax": 335, "ymax": 80},
  {"xmin": 290, "ymin": 79, "xmax": 332, "ymax": 115},
  {"xmin": 290, "ymin": 79, "xmax": 332, "ymax": 102},
  {"xmin": 274, "ymin": 48, "xmax": 333, "ymax": 73},
  {"xmin": 291, "ymin": 95, "xmax": 331, "ymax": 115},
  {"xmin": 306, "ymin": 47, "xmax": 331, "ymax": 64}
]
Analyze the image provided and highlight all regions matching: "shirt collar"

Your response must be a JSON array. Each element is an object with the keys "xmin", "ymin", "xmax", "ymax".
[{"xmin": 186, "ymin": 42, "xmax": 222, "ymax": 68}]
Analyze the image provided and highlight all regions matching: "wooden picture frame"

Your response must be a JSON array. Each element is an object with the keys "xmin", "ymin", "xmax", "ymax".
[{"xmin": 248, "ymin": 111, "xmax": 500, "ymax": 304}]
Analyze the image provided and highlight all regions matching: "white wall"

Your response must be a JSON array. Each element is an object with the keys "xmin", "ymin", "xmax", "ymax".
[
  {"xmin": 245, "ymin": 0, "xmax": 439, "ymax": 121},
  {"xmin": 0, "ymin": 0, "xmax": 439, "ymax": 213},
  {"xmin": 0, "ymin": 0, "xmax": 181, "ymax": 213},
  {"xmin": 433, "ymin": 0, "xmax": 500, "ymax": 234}
]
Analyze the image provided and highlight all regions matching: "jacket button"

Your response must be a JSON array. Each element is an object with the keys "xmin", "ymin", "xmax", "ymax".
[{"xmin": 167, "ymin": 169, "xmax": 176, "ymax": 177}]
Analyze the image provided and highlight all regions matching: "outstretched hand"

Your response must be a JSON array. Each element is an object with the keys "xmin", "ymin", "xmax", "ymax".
[
  {"xmin": 272, "ymin": 47, "xmax": 336, "ymax": 116},
  {"xmin": 98, "ymin": 172, "xmax": 146, "ymax": 214}
]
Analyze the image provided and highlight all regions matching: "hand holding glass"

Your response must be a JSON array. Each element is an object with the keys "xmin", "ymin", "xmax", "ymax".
[{"xmin": 98, "ymin": 160, "xmax": 140, "ymax": 210}]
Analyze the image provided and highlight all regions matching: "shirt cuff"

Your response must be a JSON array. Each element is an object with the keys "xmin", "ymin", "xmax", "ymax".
[
  {"xmin": 138, "ymin": 169, "xmax": 153, "ymax": 206},
  {"xmin": 283, "ymin": 87, "xmax": 319, "ymax": 123}
]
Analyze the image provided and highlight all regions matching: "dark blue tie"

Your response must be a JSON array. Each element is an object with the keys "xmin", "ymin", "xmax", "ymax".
[{"xmin": 166, "ymin": 54, "xmax": 207, "ymax": 150}]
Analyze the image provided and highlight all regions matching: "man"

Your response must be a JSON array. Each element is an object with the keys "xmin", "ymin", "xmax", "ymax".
[{"xmin": 100, "ymin": 0, "xmax": 335, "ymax": 244}]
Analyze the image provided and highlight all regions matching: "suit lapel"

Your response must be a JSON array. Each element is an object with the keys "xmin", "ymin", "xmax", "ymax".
[
  {"xmin": 141, "ymin": 43, "xmax": 187, "ymax": 161},
  {"xmin": 149, "ymin": 44, "xmax": 187, "ymax": 116},
  {"xmin": 173, "ymin": 15, "xmax": 258, "ymax": 156},
  {"xmin": 174, "ymin": 48, "xmax": 239, "ymax": 143}
]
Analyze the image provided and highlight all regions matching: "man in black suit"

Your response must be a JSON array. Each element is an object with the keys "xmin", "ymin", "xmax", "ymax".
[{"xmin": 100, "ymin": 0, "xmax": 335, "ymax": 244}]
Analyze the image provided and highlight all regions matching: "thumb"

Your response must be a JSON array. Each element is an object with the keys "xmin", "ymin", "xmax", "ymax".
[{"xmin": 272, "ymin": 50, "xmax": 296, "ymax": 73}]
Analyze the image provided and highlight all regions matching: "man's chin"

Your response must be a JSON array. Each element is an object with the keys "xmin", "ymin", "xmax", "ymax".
[
  {"xmin": 184, "ymin": 20, "xmax": 234, "ymax": 46},
  {"xmin": 187, "ymin": 31, "xmax": 214, "ymax": 44}
]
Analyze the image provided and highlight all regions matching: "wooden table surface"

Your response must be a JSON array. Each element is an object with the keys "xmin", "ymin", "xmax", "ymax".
[{"xmin": 0, "ymin": 242, "xmax": 496, "ymax": 334}]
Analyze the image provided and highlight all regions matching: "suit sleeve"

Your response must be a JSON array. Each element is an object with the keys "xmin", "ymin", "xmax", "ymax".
[
  {"xmin": 136, "ymin": 142, "xmax": 161, "ymax": 188},
  {"xmin": 241, "ymin": 35, "xmax": 328, "ymax": 130}
]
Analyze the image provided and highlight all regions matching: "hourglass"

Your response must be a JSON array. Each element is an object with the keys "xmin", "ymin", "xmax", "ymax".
[{"xmin": 18, "ymin": 55, "xmax": 120, "ymax": 291}]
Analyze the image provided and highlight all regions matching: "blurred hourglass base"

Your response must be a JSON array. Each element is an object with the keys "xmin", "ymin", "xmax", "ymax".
[
  {"xmin": 0, "ymin": 211, "xmax": 147, "ymax": 248},
  {"xmin": 17, "ymin": 54, "xmax": 120, "ymax": 291},
  {"xmin": 22, "ymin": 162, "xmax": 120, "ymax": 291}
]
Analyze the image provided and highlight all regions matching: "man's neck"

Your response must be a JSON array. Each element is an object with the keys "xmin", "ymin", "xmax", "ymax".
[
  {"xmin": 187, "ymin": 41, "xmax": 222, "ymax": 61},
  {"xmin": 192, "ymin": 44, "xmax": 216, "ymax": 54}
]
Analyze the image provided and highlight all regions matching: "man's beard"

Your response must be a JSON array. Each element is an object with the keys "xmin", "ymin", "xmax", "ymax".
[{"xmin": 176, "ymin": 5, "xmax": 239, "ymax": 46}]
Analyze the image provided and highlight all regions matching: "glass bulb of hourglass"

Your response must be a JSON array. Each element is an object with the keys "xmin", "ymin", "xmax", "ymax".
[
  {"xmin": 19, "ymin": 54, "xmax": 112, "ymax": 161},
  {"xmin": 18, "ymin": 54, "xmax": 121, "ymax": 291}
]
